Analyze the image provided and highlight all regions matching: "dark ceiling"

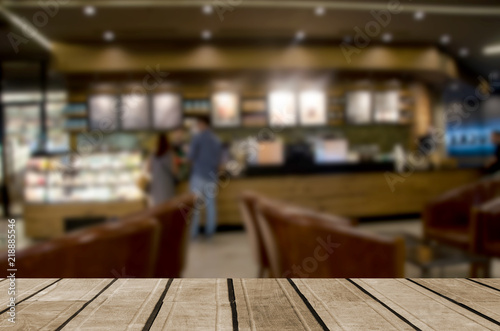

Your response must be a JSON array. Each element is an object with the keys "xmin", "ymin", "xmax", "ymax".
[{"xmin": 1, "ymin": 0, "xmax": 499, "ymax": 77}]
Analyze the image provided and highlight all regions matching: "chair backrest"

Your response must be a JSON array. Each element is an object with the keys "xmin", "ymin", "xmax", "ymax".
[
  {"xmin": 150, "ymin": 194, "xmax": 196, "ymax": 277},
  {"xmin": 425, "ymin": 177, "xmax": 500, "ymax": 228},
  {"xmin": 239, "ymin": 191, "xmax": 269, "ymax": 272},
  {"xmin": 471, "ymin": 197, "xmax": 500, "ymax": 256},
  {"xmin": 122, "ymin": 193, "xmax": 196, "ymax": 277},
  {"xmin": 256, "ymin": 197, "xmax": 405, "ymax": 278},
  {"xmin": 0, "ymin": 217, "xmax": 159, "ymax": 278}
]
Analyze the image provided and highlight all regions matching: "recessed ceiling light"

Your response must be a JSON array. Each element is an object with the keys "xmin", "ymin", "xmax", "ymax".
[
  {"xmin": 202, "ymin": 5, "xmax": 213, "ymax": 15},
  {"xmin": 84, "ymin": 6, "xmax": 96, "ymax": 16},
  {"xmin": 103, "ymin": 31, "xmax": 114, "ymax": 42},
  {"xmin": 459, "ymin": 47, "xmax": 469, "ymax": 57},
  {"xmin": 483, "ymin": 44, "xmax": 500, "ymax": 56},
  {"xmin": 201, "ymin": 30, "xmax": 212, "ymax": 40},
  {"xmin": 315, "ymin": 7, "xmax": 325, "ymax": 16},
  {"xmin": 295, "ymin": 30, "xmax": 306, "ymax": 41},
  {"xmin": 414, "ymin": 11, "xmax": 425, "ymax": 21},
  {"xmin": 382, "ymin": 33, "xmax": 392, "ymax": 43},
  {"xmin": 440, "ymin": 34, "xmax": 451, "ymax": 45}
]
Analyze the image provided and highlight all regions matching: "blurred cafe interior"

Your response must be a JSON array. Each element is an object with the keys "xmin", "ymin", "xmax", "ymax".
[{"xmin": 1, "ymin": 0, "xmax": 500, "ymax": 279}]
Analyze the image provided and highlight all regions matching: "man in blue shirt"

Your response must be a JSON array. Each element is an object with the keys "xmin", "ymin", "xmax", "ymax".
[{"xmin": 188, "ymin": 116, "xmax": 223, "ymax": 239}]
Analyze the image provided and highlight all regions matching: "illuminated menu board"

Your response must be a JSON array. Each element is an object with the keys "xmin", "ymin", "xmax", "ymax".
[
  {"xmin": 269, "ymin": 90, "xmax": 297, "ymax": 127},
  {"xmin": 211, "ymin": 92, "xmax": 240, "ymax": 127},
  {"xmin": 299, "ymin": 90, "xmax": 327, "ymax": 126},
  {"xmin": 152, "ymin": 93, "xmax": 182, "ymax": 130},
  {"xmin": 374, "ymin": 91, "xmax": 399, "ymax": 123},
  {"xmin": 346, "ymin": 91, "xmax": 372, "ymax": 124},
  {"xmin": 121, "ymin": 94, "xmax": 150, "ymax": 130},
  {"xmin": 88, "ymin": 94, "xmax": 118, "ymax": 131}
]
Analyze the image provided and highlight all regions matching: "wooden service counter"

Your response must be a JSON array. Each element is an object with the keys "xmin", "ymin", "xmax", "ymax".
[
  {"xmin": 178, "ymin": 168, "xmax": 481, "ymax": 225},
  {"xmin": 24, "ymin": 199, "xmax": 145, "ymax": 239}
]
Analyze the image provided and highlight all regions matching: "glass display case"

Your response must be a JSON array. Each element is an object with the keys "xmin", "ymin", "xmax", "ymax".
[
  {"xmin": 47, "ymin": 90, "xmax": 69, "ymax": 152},
  {"xmin": 24, "ymin": 152, "xmax": 144, "ymax": 203}
]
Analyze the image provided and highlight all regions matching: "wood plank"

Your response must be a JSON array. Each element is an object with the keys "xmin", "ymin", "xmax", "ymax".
[
  {"xmin": 358, "ymin": 279, "xmax": 500, "ymax": 330},
  {"xmin": 0, "ymin": 279, "xmax": 112, "ymax": 330},
  {"xmin": 0, "ymin": 278, "xmax": 59, "ymax": 305},
  {"xmin": 232, "ymin": 278, "xmax": 324, "ymax": 330},
  {"xmin": 412, "ymin": 279, "xmax": 500, "ymax": 323},
  {"xmin": 2, "ymin": 278, "xmax": 500, "ymax": 330},
  {"xmin": 149, "ymin": 279, "xmax": 234, "ymax": 331},
  {"xmin": 61, "ymin": 279, "xmax": 170, "ymax": 330},
  {"xmin": 292, "ymin": 278, "xmax": 414, "ymax": 330},
  {"xmin": 469, "ymin": 279, "xmax": 500, "ymax": 291}
]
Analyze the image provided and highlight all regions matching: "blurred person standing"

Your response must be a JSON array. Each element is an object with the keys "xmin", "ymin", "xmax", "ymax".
[
  {"xmin": 188, "ymin": 116, "xmax": 223, "ymax": 239},
  {"xmin": 171, "ymin": 127, "xmax": 190, "ymax": 182},
  {"xmin": 486, "ymin": 131, "xmax": 500, "ymax": 174},
  {"xmin": 148, "ymin": 134, "xmax": 178, "ymax": 206}
]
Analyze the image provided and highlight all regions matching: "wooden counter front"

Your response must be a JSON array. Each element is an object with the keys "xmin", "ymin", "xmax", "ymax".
[
  {"xmin": 24, "ymin": 200, "xmax": 146, "ymax": 238},
  {"xmin": 179, "ymin": 169, "xmax": 481, "ymax": 225}
]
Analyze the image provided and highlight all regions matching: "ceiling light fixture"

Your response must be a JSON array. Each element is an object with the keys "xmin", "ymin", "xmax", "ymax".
[
  {"xmin": 483, "ymin": 44, "xmax": 500, "ymax": 56},
  {"xmin": 201, "ymin": 30, "xmax": 212, "ymax": 40},
  {"xmin": 440, "ymin": 34, "xmax": 451, "ymax": 45},
  {"xmin": 459, "ymin": 47, "xmax": 469, "ymax": 57},
  {"xmin": 295, "ymin": 31, "xmax": 306, "ymax": 41},
  {"xmin": 382, "ymin": 33, "xmax": 392, "ymax": 43},
  {"xmin": 315, "ymin": 7, "xmax": 325, "ymax": 16},
  {"xmin": 202, "ymin": 5, "xmax": 213, "ymax": 15},
  {"xmin": 84, "ymin": 6, "xmax": 96, "ymax": 16},
  {"xmin": 414, "ymin": 11, "xmax": 425, "ymax": 21},
  {"xmin": 103, "ymin": 30, "xmax": 114, "ymax": 42}
]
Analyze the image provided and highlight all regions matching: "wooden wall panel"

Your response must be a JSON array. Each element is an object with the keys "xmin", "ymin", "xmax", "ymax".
[
  {"xmin": 179, "ymin": 169, "xmax": 480, "ymax": 225},
  {"xmin": 52, "ymin": 43, "xmax": 458, "ymax": 77}
]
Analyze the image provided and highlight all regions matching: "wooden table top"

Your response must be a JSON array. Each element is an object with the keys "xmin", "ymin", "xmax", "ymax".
[{"xmin": 1, "ymin": 278, "xmax": 500, "ymax": 330}]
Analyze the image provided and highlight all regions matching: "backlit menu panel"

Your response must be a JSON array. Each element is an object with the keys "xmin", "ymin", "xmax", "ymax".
[
  {"xmin": 89, "ymin": 94, "xmax": 118, "ymax": 131},
  {"xmin": 152, "ymin": 93, "xmax": 182, "ymax": 129},
  {"xmin": 121, "ymin": 94, "xmax": 150, "ymax": 130},
  {"xmin": 269, "ymin": 90, "xmax": 297, "ymax": 127}
]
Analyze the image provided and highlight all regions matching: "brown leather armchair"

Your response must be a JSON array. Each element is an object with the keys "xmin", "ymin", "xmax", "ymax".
[
  {"xmin": 423, "ymin": 177, "xmax": 500, "ymax": 250},
  {"xmin": 0, "ymin": 218, "xmax": 159, "ymax": 278},
  {"xmin": 471, "ymin": 197, "xmax": 500, "ymax": 259},
  {"xmin": 256, "ymin": 197, "xmax": 405, "ymax": 278},
  {"xmin": 239, "ymin": 191, "xmax": 270, "ymax": 277},
  {"xmin": 121, "ymin": 193, "xmax": 196, "ymax": 277},
  {"xmin": 239, "ymin": 191, "xmax": 355, "ymax": 278}
]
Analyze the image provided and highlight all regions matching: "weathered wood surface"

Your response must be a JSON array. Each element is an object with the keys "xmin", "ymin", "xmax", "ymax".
[{"xmin": 1, "ymin": 278, "xmax": 499, "ymax": 330}]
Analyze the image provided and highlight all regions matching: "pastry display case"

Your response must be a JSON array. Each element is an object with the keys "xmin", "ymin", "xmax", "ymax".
[
  {"xmin": 23, "ymin": 151, "xmax": 146, "ymax": 238},
  {"xmin": 24, "ymin": 152, "xmax": 144, "ymax": 203}
]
